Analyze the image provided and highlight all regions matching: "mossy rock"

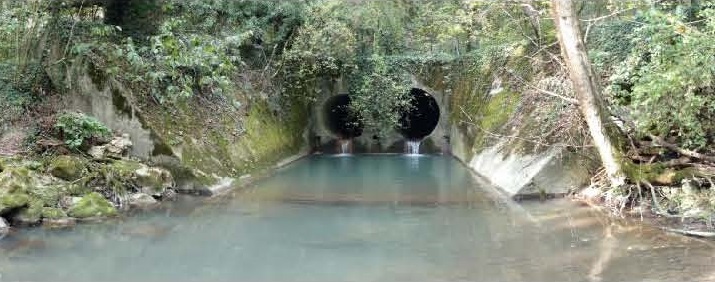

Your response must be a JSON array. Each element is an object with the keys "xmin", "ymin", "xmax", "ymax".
[
  {"xmin": 0, "ymin": 157, "xmax": 8, "ymax": 172},
  {"xmin": 64, "ymin": 183, "xmax": 92, "ymax": 197},
  {"xmin": 107, "ymin": 160, "xmax": 143, "ymax": 178},
  {"xmin": 41, "ymin": 207, "xmax": 68, "ymax": 220},
  {"xmin": 135, "ymin": 166, "xmax": 173, "ymax": 195},
  {"xmin": 0, "ymin": 156, "xmax": 23, "ymax": 172},
  {"xmin": 13, "ymin": 200, "xmax": 43, "ymax": 225},
  {"xmin": 0, "ymin": 166, "xmax": 34, "ymax": 193},
  {"xmin": 48, "ymin": 155, "xmax": 87, "ymax": 181},
  {"xmin": 0, "ymin": 192, "xmax": 31, "ymax": 214},
  {"xmin": 68, "ymin": 192, "xmax": 117, "ymax": 218}
]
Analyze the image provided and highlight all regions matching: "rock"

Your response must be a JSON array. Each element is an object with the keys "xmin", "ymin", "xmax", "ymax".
[
  {"xmin": 203, "ymin": 177, "xmax": 234, "ymax": 196},
  {"xmin": 0, "ymin": 167, "xmax": 34, "ymax": 215},
  {"xmin": 41, "ymin": 207, "xmax": 68, "ymax": 220},
  {"xmin": 135, "ymin": 166, "xmax": 174, "ymax": 196},
  {"xmin": 42, "ymin": 207, "xmax": 67, "ymax": 219},
  {"xmin": 68, "ymin": 192, "xmax": 118, "ymax": 219},
  {"xmin": 36, "ymin": 207, "xmax": 74, "ymax": 231},
  {"xmin": 160, "ymin": 188, "xmax": 178, "ymax": 201},
  {"xmin": 0, "ymin": 192, "xmax": 30, "ymax": 215},
  {"xmin": 128, "ymin": 193, "xmax": 159, "ymax": 209},
  {"xmin": 654, "ymin": 169, "xmax": 679, "ymax": 186},
  {"xmin": 48, "ymin": 155, "xmax": 86, "ymax": 181},
  {"xmin": 0, "ymin": 217, "xmax": 9, "ymax": 239},
  {"xmin": 11, "ymin": 200, "xmax": 43, "ymax": 226},
  {"xmin": 60, "ymin": 196, "xmax": 83, "ymax": 209},
  {"xmin": 87, "ymin": 146, "xmax": 106, "ymax": 160},
  {"xmin": 88, "ymin": 134, "xmax": 132, "ymax": 159}
]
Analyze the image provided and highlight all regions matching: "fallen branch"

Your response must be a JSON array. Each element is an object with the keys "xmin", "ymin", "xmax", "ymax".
[{"xmin": 649, "ymin": 135, "xmax": 715, "ymax": 163}]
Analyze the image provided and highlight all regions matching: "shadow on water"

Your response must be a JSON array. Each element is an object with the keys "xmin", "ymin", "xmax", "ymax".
[{"xmin": 0, "ymin": 155, "xmax": 714, "ymax": 282}]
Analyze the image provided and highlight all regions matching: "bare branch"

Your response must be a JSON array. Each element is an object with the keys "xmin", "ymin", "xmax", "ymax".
[{"xmin": 649, "ymin": 135, "xmax": 715, "ymax": 163}]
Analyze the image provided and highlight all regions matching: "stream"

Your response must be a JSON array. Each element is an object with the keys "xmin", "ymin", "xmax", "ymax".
[{"xmin": 0, "ymin": 155, "xmax": 713, "ymax": 282}]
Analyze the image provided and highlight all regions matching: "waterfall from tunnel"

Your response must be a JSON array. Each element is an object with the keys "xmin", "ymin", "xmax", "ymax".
[
  {"xmin": 406, "ymin": 140, "xmax": 421, "ymax": 155},
  {"xmin": 399, "ymin": 88, "xmax": 440, "ymax": 155},
  {"xmin": 324, "ymin": 94, "xmax": 363, "ymax": 154},
  {"xmin": 339, "ymin": 139, "xmax": 353, "ymax": 155}
]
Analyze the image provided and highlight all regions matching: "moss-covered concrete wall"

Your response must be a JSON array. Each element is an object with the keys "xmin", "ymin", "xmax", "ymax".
[
  {"xmin": 414, "ymin": 53, "xmax": 597, "ymax": 198},
  {"xmin": 50, "ymin": 57, "xmax": 309, "ymax": 194}
]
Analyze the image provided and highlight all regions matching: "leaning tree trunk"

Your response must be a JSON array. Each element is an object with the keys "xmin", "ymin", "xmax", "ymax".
[{"xmin": 551, "ymin": 0, "xmax": 625, "ymax": 188}]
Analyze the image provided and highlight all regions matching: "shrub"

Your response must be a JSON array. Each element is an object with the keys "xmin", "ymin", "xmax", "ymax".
[
  {"xmin": 607, "ymin": 7, "xmax": 715, "ymax": 149},
  {"xmin": 54, "ymin": 112, "xmax": 111, "ymax": 150}
]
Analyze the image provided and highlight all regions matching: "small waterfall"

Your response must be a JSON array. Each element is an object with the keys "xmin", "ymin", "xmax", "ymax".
[
  {"xmin": 338, "ymin": 139, "xmax": 353, "ymax": 155},
  {"xmin": 406, "ymin": 140, "xmax": 421, "ymax": 155}
]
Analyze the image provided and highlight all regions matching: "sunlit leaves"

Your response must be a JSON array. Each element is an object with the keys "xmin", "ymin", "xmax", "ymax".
[{"xmin": 608, "ymin": 7, "xmax": 715, "ymax": 149}]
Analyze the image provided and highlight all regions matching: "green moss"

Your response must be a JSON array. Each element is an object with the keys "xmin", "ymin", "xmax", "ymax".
[
  {"xmin": 33, "ymin": 184, "xmax": 65, "ymax": 206},
  {"xmin": 68, "ymin": 192, "xmax": 117, "ymax": 218},
  {"xmin": 623, "ymin": 162, "xmax": 665, "ymax": 183},
  {"xmin": 0, "ymin": 166, "xmax": 33, "ymax": 193},
  {"xmin": 41, "ymin": 207, "xmax": 68, "ymax": 220},
  {"xmin": 471, "ymin": 90, "xmax": 520, "ymax": 152},
  {"xmin": 65, "ymin": 183, "xmax": 92, "ymax": 196},
  {"xmin": 108, "ymin": 160, "xmax": 143, "ymax": 178},
  {"xmin": 48, "ymin": 155, "xmax": 87, "ymax": 181},
  {"xmin": 232, "ymin": 102, "xmax": 305, "ymax": 174},
  {"xmin": 15, "ymin": 199, "xmax": 43, "ymax": 224},
  {"xmin": 0, "ymin": 192, "xmax": 30, "ymax": 213},
  {"xmin": 622, "ymin": 161, "xmax": 697, "ymax": 185}
]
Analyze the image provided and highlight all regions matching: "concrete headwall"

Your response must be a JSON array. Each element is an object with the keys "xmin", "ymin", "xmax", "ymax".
[{"xmin": 417, "ymin": 66, "xmax": 596, "ymax": 199}]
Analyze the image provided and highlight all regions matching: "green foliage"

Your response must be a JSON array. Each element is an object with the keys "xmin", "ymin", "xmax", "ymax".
[
  {"xmin": 348, "ymin": 55, "xmax": 412, "ymax": 137},
  {"xmin": 608, "ymin": 6, "xmax": 715, "ymax": 149},
  {"xmin": 588, "ymin": 21, "xmax": 639, "ymax": 73},
  {"xmin": 115, "ymin": 20, "xmax": 240, "ymax": 103},
  {"xmin": 54, "ymin": 112, "xmax": 111, "ymax": 150}
]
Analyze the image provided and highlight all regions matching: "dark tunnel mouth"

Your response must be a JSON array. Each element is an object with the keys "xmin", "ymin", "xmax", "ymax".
[
  {"xmin": 323, "ymin": 94, "xmax": 364, "ymax": 139},
  {"xmin": 398, "ymin": 88, "xmax": 440, "ymax": 141}
]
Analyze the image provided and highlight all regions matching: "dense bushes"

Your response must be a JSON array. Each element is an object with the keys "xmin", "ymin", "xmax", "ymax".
[
  {"xmin": 54, "ymin": 112, "xmax": 110, "ymax": 150},
  {"xmin": 606, "ymin": 6, "xmax": 715, "ymax": 149}
]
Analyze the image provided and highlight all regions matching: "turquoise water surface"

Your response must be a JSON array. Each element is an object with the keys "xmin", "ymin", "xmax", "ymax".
[{"xmin": 0, "ymin": 155, "xmax": 713, "ymax": 282}]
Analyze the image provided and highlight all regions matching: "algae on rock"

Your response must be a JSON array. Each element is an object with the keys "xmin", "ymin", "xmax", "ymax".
[
  {"xmin": 48, "ymin": 155, "xmax": 87, "ymax": 181},
  {"xmin": 68, "ymin": 192, "xmax": 118, "ymax": 218}
]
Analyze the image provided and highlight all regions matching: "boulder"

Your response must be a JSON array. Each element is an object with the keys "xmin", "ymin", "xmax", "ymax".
[
  {"xmin": 48, "ymin": 155, "xmax": 86, "ymax": 181},
  {"xmin": 60, "ymin": 196, "xmax": 83, "ymax": 209},
  {"xmin": 0, "ymin": 217, "xmax": 9, "ymax": 239},
  {"xmin": 0, "ymin": 167, "xmax": 33, "ymax": 214},
  {"xmin": 11, "ymin": 200, "xmax": 43, "ymax": 226},
  {"xmin": 88, "ymin": 134, "xmax": 132, "ymax": 159},
  {"xmin": 68, "ymin": 192, "xmax": 117, "ymax": 219},
  {"xmin": 135, "ymin": 166, "xmax": 174, "ymax": 196},
  {"xmin": 0, "ymin": 192, "xmax": 30, "ymax": 215},
  {"xmin": 41, "ymin": 207, "xmax": 68, "ymax": 220},
  {"xmin": 160, "ymin": 188, "xmax": 178, "ymax": 201},
  {"xmin": 41, "ymin": 208, "xmax": 75, "ymax": 228},
  {"xmin": 128, "ymin": 193, "xmax": 159, "ymax": 209}
]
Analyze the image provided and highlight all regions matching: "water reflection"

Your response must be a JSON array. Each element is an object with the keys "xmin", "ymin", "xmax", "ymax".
[{"xmin": 0, "ymin": 156, "xmax": 713, "ymax": 282}]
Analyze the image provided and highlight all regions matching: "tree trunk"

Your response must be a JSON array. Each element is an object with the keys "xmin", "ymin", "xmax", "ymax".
[{"xmin": 551, "ymin": 0, "xmax": 625, "ymax": 187}]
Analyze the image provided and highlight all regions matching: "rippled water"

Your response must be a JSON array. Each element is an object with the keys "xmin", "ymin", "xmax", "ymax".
[{"xmin": 0, "ymin": 155, "xmax": 714, "ymax": 282}]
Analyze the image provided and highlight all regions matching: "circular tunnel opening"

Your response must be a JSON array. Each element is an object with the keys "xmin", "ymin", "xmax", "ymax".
[
  {"xmin": 398, "ymin": 88, "xmax": 440, "ymax": 140},
  {"xmin": 323, "ymin": 94, "xmax": 364, "ymax": 139}
]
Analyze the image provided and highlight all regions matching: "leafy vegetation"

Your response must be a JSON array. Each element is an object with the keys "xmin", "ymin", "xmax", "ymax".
[
  {"xmin": 2, "ymin": 0, "xmax": 715, "ymax": 218},
  {"xmin": 54, "ymin": 112, "xmax": 111, "ymax": 150},
  {"xmin": 607, "ymin": 5, "xmax": 715, "ymax": 149}
]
